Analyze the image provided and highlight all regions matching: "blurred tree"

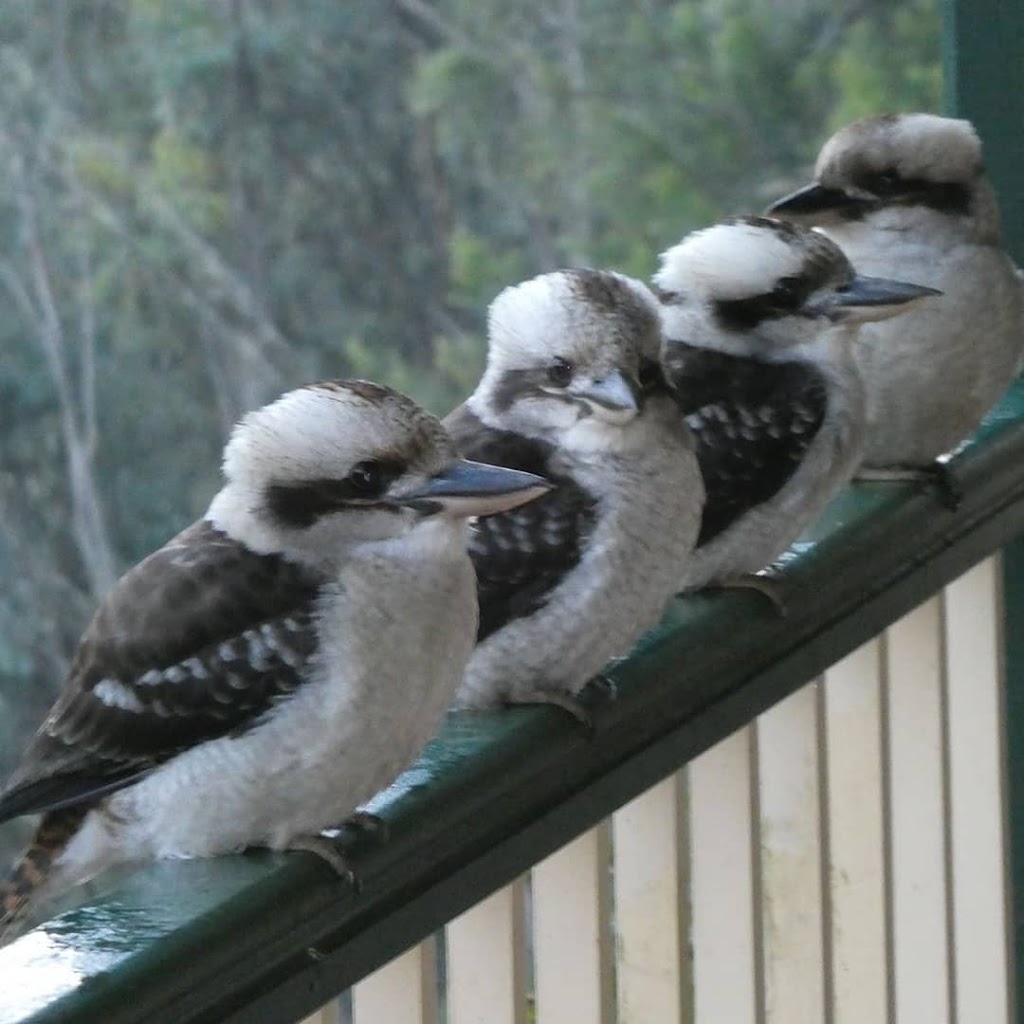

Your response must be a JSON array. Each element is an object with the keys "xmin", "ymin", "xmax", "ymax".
[{"xmin": 0, "ymin": 0, "xmax": 941, "ymax": 864}]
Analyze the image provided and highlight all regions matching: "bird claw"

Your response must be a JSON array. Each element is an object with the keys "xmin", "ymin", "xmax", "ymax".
[
  {"xmin": 340, "ymin": 810, "xmax": 389, "ymax": 842},
  {"xmin": 929, "ymin": 459, "xmax": 964, "ymax": 511},
  {"xmin": 856, "ymin": 462, "xmax": 964, "ymax": 511},
  {"xmin": 506, "ymin": 688, "xmax": 595, "ymax": 736},
  {"xmin": 705, "ymin": 574, "xmax": 787, "ymax": 616},
  {"xmin": 586, "ymin": 673, "xmax": 618, "ymax": 700},
  {"xmin": 286, "ymin": 834, "xmax": 361, "ymax": 891}
]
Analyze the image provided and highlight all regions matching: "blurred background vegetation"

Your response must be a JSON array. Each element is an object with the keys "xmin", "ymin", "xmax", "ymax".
[{"xmin": 0, "ymin": 0, "xmax": 939, "ymax": 862}]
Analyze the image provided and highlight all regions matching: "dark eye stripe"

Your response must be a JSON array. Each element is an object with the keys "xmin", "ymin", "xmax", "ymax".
[
  {"xmin": 854, "ymin": 168, "xmax": 903, "ymax": 195},
  {"xmin": 712, "ymin": 277, "xmax": 814, "ymax": 332},
  {"xmin": 265, "ymin": 462, "xmax": 404, "ymax": 528},
  {"xmin": 851, "ymin": 168, "xmax": 971, "ymax": 215},
  {"xmin": 490, "ymin": 368, "xmax": 550, "ymax": 413}
]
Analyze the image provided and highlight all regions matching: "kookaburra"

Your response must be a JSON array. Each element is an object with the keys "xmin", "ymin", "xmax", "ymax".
[
  {"xmin": 445, "ymin": 269, "xmax": 704, "ymax": 718},
  {"xmin": 654, "ymin": 217, "xmax": 939, "ymax": 593},
  {"xmin": 767, "ymin": 112, "xmax": 1023, "ymax": 480},
  {"xmin": 0, "ymin": 380, "xmax": 548, "ymax": 942}
]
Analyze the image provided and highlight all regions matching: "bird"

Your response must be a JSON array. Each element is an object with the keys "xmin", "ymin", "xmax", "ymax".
[
  {"xmin": 767, "ymin": 112, "xmax": 1023, "ymax": 485},
  {"xmin": 653, "ymin": 216, "xmax": 940, "ymax": 597},
  {"xmin": 0, "ymin": 379, "xmax": 550, "ymax": 942},
  {"xmin": 444, "ymin": 268, "xmax": 704, "ymax": 719}
]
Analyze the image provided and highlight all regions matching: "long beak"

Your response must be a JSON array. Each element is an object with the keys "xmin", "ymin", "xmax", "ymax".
[
  {"xmin": 822, "ymin": 275, "xmax": 942, "ymax": 324},
  {"xmin": 573, "ymin": 368, "xmax": 642, "ymax": 421},
  {"xmin": 397, "ymin": 460, "xmax": 552, "ymax": 518},
  {"xmin": 767, "ymin": 182, "xmax": 873, "ymax": 223}
]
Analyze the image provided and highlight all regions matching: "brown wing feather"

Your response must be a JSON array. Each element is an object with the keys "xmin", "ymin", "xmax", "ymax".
[
  {"xmin": 0, "ymin": 520, "xmax": 327, "ymax": 823},
  {"xmin": 70, "ymin": 520, "xmax": 322, "ymax": 685},
  {"xmin": 662, "ymin": 344, "xmax": 828, "ymax": 546}
]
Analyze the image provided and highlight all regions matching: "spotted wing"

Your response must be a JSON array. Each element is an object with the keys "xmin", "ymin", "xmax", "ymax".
[
  {"xmin": 0, "ymin": 521, "xmax": 327, "ymax": 822},
  {"xmin": 445, "ymin": 405, "xmax": 598, "ymax": 642},
  {"xmin": 663, "ymin": 344, "xmax": 828, "ymax": 547}
]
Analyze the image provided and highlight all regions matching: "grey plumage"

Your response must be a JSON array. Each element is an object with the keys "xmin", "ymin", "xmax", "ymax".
[
  {"xmin": 768, "ymin": 112, "xmax": 1024, "ymax": 467},
  {"xmin": 655, "ymin": 217, "xmax": 939, "ymax": 590},
  {"xmin": 0, "ymin": 380, "xmax": 548, "ymax": 941},
  {"xmin": 446, "ymin": 268, "xmax": 704, "ymax": 710}
]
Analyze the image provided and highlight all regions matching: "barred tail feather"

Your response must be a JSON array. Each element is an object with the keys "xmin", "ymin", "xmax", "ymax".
[{"xmin": 0, "ymin": 807, "xmax": 89, "ymax": 945}]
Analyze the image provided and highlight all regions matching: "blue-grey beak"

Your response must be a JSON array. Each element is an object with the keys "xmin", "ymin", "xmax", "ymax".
[
  {"xmin": 767, "ymin": 182, "xmax": 873, "ymax": 223},
  {"xmin": 822, "ymin": 275, "xmax": 943, "ymax": 324},
  {"xmin": 574, "ymin": 368, "xmax": 642, "ymax": 420},
  {"xmin": 398, "ymin": 460, "xmax": 552, "ymax": 518}
]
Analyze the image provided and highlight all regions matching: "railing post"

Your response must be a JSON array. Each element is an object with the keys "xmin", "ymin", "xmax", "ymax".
[
  {"xmin": 943, "ymin": 0, "xmax": 1024, "ymax": 248},
  {"xmin": 943, "ymin": 2, "xmax": 1024, "ymax": 1021}
]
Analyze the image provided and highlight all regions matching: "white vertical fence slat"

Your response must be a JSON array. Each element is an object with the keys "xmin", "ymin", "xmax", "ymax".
[
  {"xmin": 331, "ymin": 563, "xmax": 1014, "ymax": 1024},
  {"xmin": 756, "ymin": 683, "xmax": 826, "ymax": 1024},
  {"xmin": 822, "ymin": 638, "xmax": 888, "ymax": 1024},
  {"xmin": 611, "ymin": 774, "xmax": 687, "ymax": 1024},
  {"xmin": 884, "ymin": 596, "xmax": 951, "ymax": 1024},
  {"xmin": 446, "ymin": 881, "xmax": 527, "ymax": 1024},
  {"xmin": 351, "ymin": 938, "xmax": 439, "ymax": 1024},
  {"xmin": 688, "ymin": 726, "xmax": 759, "ymax": 1024},
  {"xmin": 532, "ymin": 823, "xmax": 613, "ymax": 1024},
  {"xmin": 943, "ymin": 556, "xmax": 1011, "ymax": 1024},
  {"xmin": 299, "ymin": 1000, "xmax": 341, "ymax": 1024}
]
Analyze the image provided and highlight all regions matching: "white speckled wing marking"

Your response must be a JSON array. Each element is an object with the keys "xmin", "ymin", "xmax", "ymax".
[
  {"xmin": 0, "ymin": 520, "xmax": 326, "ymax": 821},
  {"xmin": 444, "ymin": 404, "xmax": 598, "ymax": 640}
]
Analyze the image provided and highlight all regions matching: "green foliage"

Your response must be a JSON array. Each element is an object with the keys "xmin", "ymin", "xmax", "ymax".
[
  {"xmin": 150, "ymin": 129, "xmax": 229, "ymax": 230},
  {"xmin": 341, "ymin": 331, "xmax": 485, "ymax": 417},
  {"xmin": 831, "ymin": 0, "xmax": 943, "ymax": 128},
  {"xmin": 448, "ymin": 227, "xmax": 531, "ymax": 316}
]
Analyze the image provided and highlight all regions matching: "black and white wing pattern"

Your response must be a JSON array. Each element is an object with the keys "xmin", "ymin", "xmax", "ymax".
[
  {"xmin": 663, "ymin": 344, "xmax": 828, "ymax": 547},
  {"xmin": 444, "ymin": 405, "xmax": 598, "ymax": 642},
  {"xmin": 0, "ymin": 521, "xmax": 328, "ymax": 822}
]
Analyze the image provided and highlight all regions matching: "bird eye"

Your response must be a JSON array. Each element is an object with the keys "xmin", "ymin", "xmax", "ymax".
[
  {"xmin": 862, "ymin": 167, "xmax": 903, "ymax": 195},
  {"xmin": 771, "ymin": 276, "xmax": 803, "ymax": 309},
  {"xmin": 547, "ymin": 357, "xmax": 574, "ymax": 388},
  {"xmin": 347, "ymin": 460, "xmax": 386, "ymax": 495},
  {"xmin": 638, "ymin": 357, "xmax": 664, "ymax": 393}
]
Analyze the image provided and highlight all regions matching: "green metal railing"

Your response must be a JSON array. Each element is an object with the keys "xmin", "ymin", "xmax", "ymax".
[{"xmin": 0, "ymin": 2, "xmax": 1021, "ymax": 1022}]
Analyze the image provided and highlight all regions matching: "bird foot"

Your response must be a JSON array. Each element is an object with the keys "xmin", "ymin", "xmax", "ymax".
[
  {"xmin": 340, "ymin": 810, "xmax": 389, "ymax": 841},
  {"xmin": 931, "ymin": 461, "xmax": 964, "ymax": 511},
  {"xmin": 506, "ymin": 688, "xmax": 596, "ymax": 736},
  {"xmin": 856, "ymin": 462, "xmax": 963, "ymax": 511},
  {"xmin": 286, "ymin": 834, "xmax": 360, "ymax": 891},
  {"xmin": 704, "ymin": 574, "xmax": 787, "ymax": 616},
  {"xmin": 586, "ymin": 672, "xmax": 618, "ymax": 701}
]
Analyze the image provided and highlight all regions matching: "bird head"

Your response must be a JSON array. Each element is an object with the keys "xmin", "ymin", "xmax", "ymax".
[
  {"xmin": 469, "ymin": 269, "xmax": 663, "ymax": 444},
  {"xmin": 654, "ymin": 217, "xmax": 940, "ymax": 360},
  {"xmin": 212, "ymin": 380, "xmax": 550, "ymax": 563},
  {"xmin": 766, "ymin": 113, "xmax": 996, "ymax": 238}
]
